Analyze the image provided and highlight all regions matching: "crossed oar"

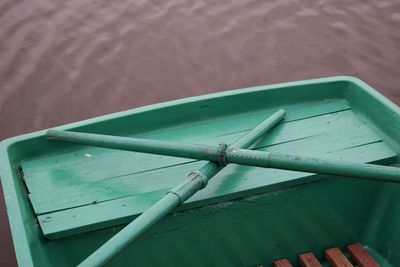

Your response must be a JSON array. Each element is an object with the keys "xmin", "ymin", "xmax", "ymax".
[{"xmin": 46, "ymin": 109, "xmax": 400, "ymax": 267}]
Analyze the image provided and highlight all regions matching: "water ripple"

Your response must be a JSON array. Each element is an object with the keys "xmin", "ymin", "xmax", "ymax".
[{"xmin": 0, "ymin": 0, "xmax": 399, "ymax": 141}]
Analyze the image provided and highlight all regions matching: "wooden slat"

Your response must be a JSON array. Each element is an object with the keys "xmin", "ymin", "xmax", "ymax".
[
  {"xmin": 30, "ymin": 121, "xmax": 382, "ymax": 215},
  {"xmin": 347, "ymin": 243, "xmax": 380, "ymax": 267},
  {"xmin": 325, "ymin": 247, "xmax": 354, "ymax": 267},
  {"xmin": 22, "ymin": 100, "xmax": 350, "ymax": 193},
  {"xmin": 274, "ymin": 258, "xmax": 293, "ymax": 267},
  {"xmin": 30, "ymin": 161, "xmax": 202, "ymax": 214},
  {"xmin": 29, "ymin": 110, "xmax": 380, "ymax": 214},
  {"xmin": 298, "ymin": 252, "xmax": 322, "ymax": 267},
  {"xmin": 27, "ymin": 99, "xmax": 398, "ymax": 239},
  {"xmin": 38, "ymin": 141, "xmax": 396, "ymax": 239}
]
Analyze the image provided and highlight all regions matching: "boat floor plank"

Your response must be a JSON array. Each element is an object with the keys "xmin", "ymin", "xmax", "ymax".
[
  {"xmin": 23, "ymin": 98, "xmax": 399, "ymax": 239},
  {"xmin": 274, "ymin": 258, "xmax": 293, "ymax": 267},
  {"xmin": 24, "ymin": 108, "xmax": 361, "ymax": 195},
  {"xmin": 22, "ymin": 99, "xmax": 350, "ymax": 193},
  {"xmin": 325, "ymin": 247, "xmax": 354, "ymax": 267},
  {"xmin": 298, "ymin": 252, "xmax": 322, "ymax": 267},
  {"xmin": 347, "ymin": 243, "xmax": 380, "ymax": 267},
  {"xmin": 23, "ymin": 106, "xmax": 353, "ymax": 193},
  {"xmin": 29, "ymin": 122, "xmax": 383, "ymax": 215},
  {"xmin": 141, "ymin": 99, "xmax": 350, "ymax": 142},
  {"xmin": 38, "ymin": 141, "xmax": 397, "ymax": 239}
]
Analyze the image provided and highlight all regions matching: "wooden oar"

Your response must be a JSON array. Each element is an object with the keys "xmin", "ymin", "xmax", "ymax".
[
  {"xmin": 47, "ymin": 129, "xmax": 400, "ymax": 184},
  {"xmin": 75, "ymin": 109, "xmax": 285, "ymax": 267}
]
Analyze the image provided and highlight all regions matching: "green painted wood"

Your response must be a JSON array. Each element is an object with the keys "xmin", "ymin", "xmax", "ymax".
[
  {"xmin": 26, "ymin": 108, "xmax": 363, "ymax": 213},
  {"xmin": 30, "ymin": 162, "xmax": 201, "ymax": 214},
  {"xmin": 21, "ymin": 99, "xmax": 350, "ymax": 194},
  {"xmin": 30, "ymin": 121, "xmax": 384, "ymax": 215},
  {"xmin": 23, "ymin": 103, "xmax": 397, "ymax": 239},
  {"xmin": 38, "ymin": 141, "xmax": 396, "ymax": 239},
  {"xmin": 23, "ymin": 107, "xmax": 357, "ymax": 197},
  {"xmin": 76, "ymin": 110, "xmax": 286, "ymax": 267}
]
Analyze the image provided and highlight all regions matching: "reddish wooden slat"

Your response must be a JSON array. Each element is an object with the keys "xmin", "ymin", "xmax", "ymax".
[
  {"xmin": 274, "ymin": 258, "xmax": 293, "ymax": 267},
  {"xmin": 347, "ymin": 243, "xmax": 380, "ymax": 267},
  {"xmin": 298, "ymin": 252, "xmax": 322, "ymax": 267},
  {"xmin": 325, "ymin": 247, "xmax": 354, "ymax": 267}
]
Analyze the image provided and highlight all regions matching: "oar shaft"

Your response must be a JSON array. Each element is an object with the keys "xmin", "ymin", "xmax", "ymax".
[
  {"xmin": 231, "ymin": 109, "xmax": 285, "ymax": 149},
  {"xmin": 77, "ymin": 110, "xmax": 286, "ymax": 267},
  {"xmin": 226, "ymin": 149, "xmax": 400, "ymax": 183},
  {"xmin": 48, "ymin": 129, "xmax": 400, "ymax": 183},
  {"xmin": 48, "ymin": 109, "xmax": 286, "ymax": 162},
  {"xmin": 47, "ymin": 130, "xmax": 219, "ymax": 162},
  {"xmin": 78, "ymin": 164, "xmax": 215, "ymax": 267}
]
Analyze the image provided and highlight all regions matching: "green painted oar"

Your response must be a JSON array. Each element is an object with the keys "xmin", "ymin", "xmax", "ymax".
[
  {"xmin": 76, "ymin": 109, "xmax": 286, "ymax": 267},
  {"xmin": 47, "ymin": 130, "xmax": 400, "ymax": 184}
]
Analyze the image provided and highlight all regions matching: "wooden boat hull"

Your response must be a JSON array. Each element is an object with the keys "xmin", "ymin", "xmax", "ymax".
[{"xmin": 1, "ymin": 76, "xmax": 399, "ymax": 266}]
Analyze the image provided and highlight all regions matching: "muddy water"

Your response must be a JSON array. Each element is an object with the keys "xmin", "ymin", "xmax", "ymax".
[{"xmin": 1, "ymin": 0, "xmax": 400, "ymax": 265}]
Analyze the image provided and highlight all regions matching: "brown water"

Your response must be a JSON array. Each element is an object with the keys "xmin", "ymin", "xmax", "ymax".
[{"xmin": 1, "ymin": 0, "xmax": 399, "ymax": 265}]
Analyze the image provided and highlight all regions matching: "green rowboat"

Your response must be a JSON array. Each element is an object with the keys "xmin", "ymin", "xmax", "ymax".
[{"xmin": 1, "ymin": 76, "xmax": 399, "ymax": 266}]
